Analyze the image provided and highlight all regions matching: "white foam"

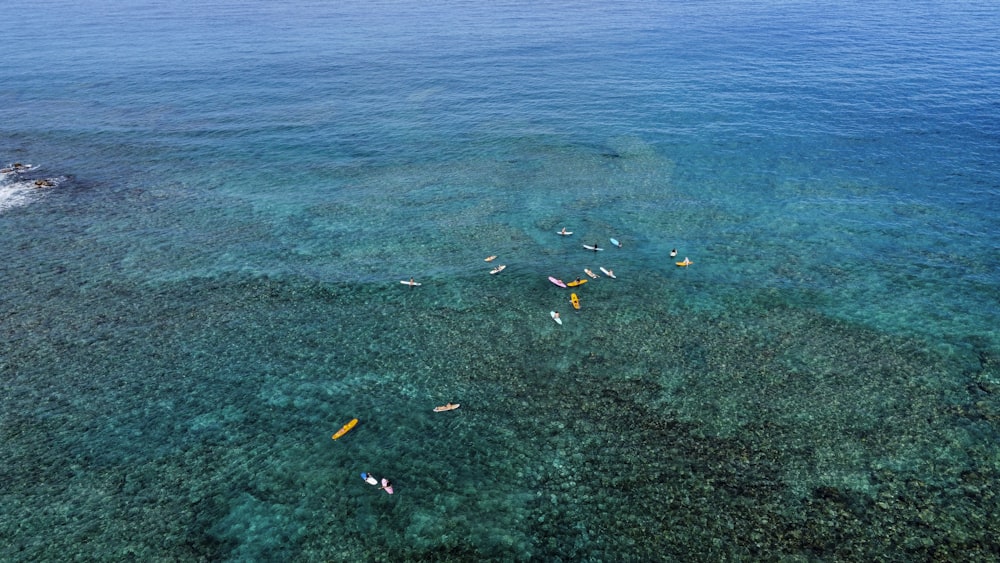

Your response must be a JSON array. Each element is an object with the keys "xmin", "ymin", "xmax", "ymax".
[
  {"xmin": 0, "ymin": 174, "xmax": 57, "ymax": 213},
  {"xmin": 0, "ymin": 182, "xmax": 34, "ymax": 212}
]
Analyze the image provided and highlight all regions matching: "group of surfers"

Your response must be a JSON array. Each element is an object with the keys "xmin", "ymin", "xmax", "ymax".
[
  {"xmin": 403, "ymin": 230, "xmax": 692, "ymax": 288},
  {"xmin": 360, "ymin": 472, "xmax": 394, "ymax": 494}
]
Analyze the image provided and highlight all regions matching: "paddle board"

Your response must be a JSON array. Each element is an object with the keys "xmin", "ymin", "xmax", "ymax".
[
  {"xmin": 566, "ymin": 278, "xmax": 588, "ymax": 287},
  {"xmin": 332, "ymin": 418, "xmax": 358, "ymax": 440},
  {"xmin": 600, "ymin": 267, "xmax": 617, "ymax": 279},
  {"xmin": 490, "ymin": 264, "xmax": 506, "ymax": 274},
  {"xmin": 361, "ymin": 472, "xmax": 379, "ymax": 486},
  {"xmin": 610, "ymin": 238, "xmax": 622, "ymax": 248},
  {"xmin": 551, "ymin": 311, "xmax": 562, "ymax": 325},
  {"xmin": 548, "ymin": 276, "xmax": 567, "ymax": 288},
  {"xmin": 583, "ymin": 245, "xmax": 604, "ymax": 251},
  {"xmin": 570, "ymin": 293, "xmax": 580, "ymax": 310},
  {"xmin": 400, "ymin": 280, "xmax": 422, "ymax": 286},
  {"xmin": 380, "ymin": 478, "xmax": 394, "ymax": 495},
  {"xmin": 484, "ymin": 255, "xmax": 497, "ymax": 262},
  {"xmin": 584, "ymin": 268, "xmax": 598, "ymax": 279},
  {"xmin": 433, "ymin": 403, "xmax": 460, "ymax": 412}
]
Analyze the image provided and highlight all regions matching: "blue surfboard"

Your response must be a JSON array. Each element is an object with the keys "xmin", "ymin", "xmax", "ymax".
[{"xmin": 610, "ymin": 238, "xmax": 622, "ymax": 248}]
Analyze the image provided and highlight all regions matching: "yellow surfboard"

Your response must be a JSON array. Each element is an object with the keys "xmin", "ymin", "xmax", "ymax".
[
  {"xmin": 566, "ymin": 279, "xmax": 588, "ymax": 287},
  {"xmin": 332, "ymin": 418, "xmax": 358, "ymax": 440},
  {"xmin": 570, "ymin": 293, "xmax": 580, "ymax": 310}
]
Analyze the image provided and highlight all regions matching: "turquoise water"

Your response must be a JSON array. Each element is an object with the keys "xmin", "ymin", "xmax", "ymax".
[{"xmin": 3, "ymin": 1, "xmax": 999, "ymax": 560}]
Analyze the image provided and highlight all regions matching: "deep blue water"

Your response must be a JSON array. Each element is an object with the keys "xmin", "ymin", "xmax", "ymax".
[{"xmin": 3, "ymin": 1, "xmax": 999, "ymax": 560}]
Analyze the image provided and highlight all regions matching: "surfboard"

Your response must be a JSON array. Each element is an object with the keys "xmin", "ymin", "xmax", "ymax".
[
  {"xmin": 490, "ymin": 264, "xmax": 506, "ymax": 274},
  {"xmin": 380, "ymin": 478, "xmax": 394, "ymax": 494},
  {"xmin": 557, "ymin": 230, "xmax": 573, "ymax": 236},
  {"xmin": 400, "ymin": 280, "xmax": 422, "ymax": 286},
  {"xmin": 332, "ymin": 418, "xmax": 358, "ymax": 440},
  {"xmin": 548, "ymin": 276, "xmax": 567, "ymax": 288},
  {"xmin": 361, "ymin": 472, "xmax": 379, "ymax": 486},
  {"xmin": 583, "ymin": 245, "xmax": 604, "ymax": 251},
  {"xmin": 551, "ymin": 311, "xmax": 563, "ymax": 325},
  {"xmin": 610, "ymin": 238, "xmax": 622, "ymax": 248},
  {"xmin": 584, "ymin": 268, "xmax": 598, "ymax": 279},
  {"xmin": 433, "ymin": 403, "xmax": 460, "ymax": 412},
  {"xmin": 566, "ymin": 279, "xmax": 588, "ymax": 287},
  {"xmin": 676, "ymin": 259, "xmax": 693, "ymax": 267},
  {"xmin": 600, "ymin": 267, "xmax": 617, "ymax": 279},
  {"xmin": 484, "ymin": 255, "xmax": 497, "ymax": 262},
  {"xmin": 570, "ymin": 293, "xmax": 580, "ymax": 310}
]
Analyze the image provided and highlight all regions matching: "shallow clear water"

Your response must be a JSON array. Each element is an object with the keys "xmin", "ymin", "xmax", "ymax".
[{"xmin": 3, "ymin": 0, "xmax": 999, "ymax": 560}]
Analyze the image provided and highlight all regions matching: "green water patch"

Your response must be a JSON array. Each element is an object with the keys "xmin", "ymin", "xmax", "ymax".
[{"xmin": 2, "ymin": 271, "xmax": 998, "ymax": 560}]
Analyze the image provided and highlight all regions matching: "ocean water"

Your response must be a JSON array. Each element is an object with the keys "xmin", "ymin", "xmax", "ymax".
[{"xmin": 2, "ymin": 0, "xmax": 999, "ymax": 560}]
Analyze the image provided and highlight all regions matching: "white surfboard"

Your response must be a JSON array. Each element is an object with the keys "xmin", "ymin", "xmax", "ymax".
[
  {"xmin": 583, "ymin": 244, "xmax": 604, "ymax": 251},
  {"xmin": 557, "ymin": 230, "xmax": 573, "ymax": 236},
  {"xmin": 550, "ymin": 311, "xmax": 562, "ymax": 325},
  {"xmin": 600, "ymin": 267, "xmax": 616, "ymax": 279},
  {"xmin": 400, "ymin": 280, "xmax": 422, "ymax": 286}
]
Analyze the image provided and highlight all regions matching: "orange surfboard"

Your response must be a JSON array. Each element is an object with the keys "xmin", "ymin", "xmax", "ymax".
[{"xmin": 332, "ymin": 418, "xmax": 358, "ymax": 440}]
